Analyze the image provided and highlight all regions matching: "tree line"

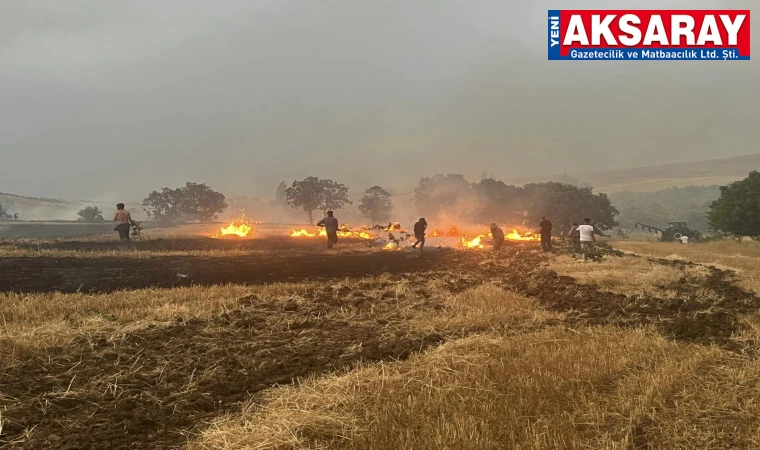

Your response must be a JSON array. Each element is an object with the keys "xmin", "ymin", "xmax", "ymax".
[
  {"xmin": 74, "ymin": 176, "xmax": 621, "ymax": 228},
  {"xmin": 68, "ymin": 170, "xmax": 760, "ymax": 240},
  {"xmin": 280, "ymin": 173, "xmax": 619, "ymax": 229}
]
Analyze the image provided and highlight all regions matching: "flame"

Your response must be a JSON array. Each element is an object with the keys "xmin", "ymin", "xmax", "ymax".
[
  {"xmin": 289, "ymin": 228, "xmax": 375, "ymax": 239},
  {"xmin": 384, "ymin": 242, "xmax": 401, "ymax": 251},
  {"xmin": 215, "ymin": 222, "xmax": 253, "ymax": 238},
  {"xmin": 382, "ymin": 222, "xmax": 406, "ymax": 232},
  {"xmin": 460, "ymin": 234, "xmax": 486, "ymax": 249},
  {"xmin": 506, "ymin": 229, "xmax": 538, "ymax": 241},
  {"xmin": 290, "ymin": 229, "xmax": 317, "ymax": 237}
]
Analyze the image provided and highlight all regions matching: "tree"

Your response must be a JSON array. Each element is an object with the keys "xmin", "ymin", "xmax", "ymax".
[
  {"xmin": 275, "ymin": 181, "xmax": 287, "ymax": 205},
  {"xmin": 707, "ymin": 171, "xmax": 760, "ymax": 240},
  {"xmin": 319, "ymin": 179, "xmax": 351, "ymax": 215},
  {"xmin": 524, "ymin": 182, "xmax": 619, "ymax": 230},
  {"xmin": 0, "ymin": 203, "xmax": 10, "ymax": 220},
  {"xmin": 77, "ymin": 206, "xmax": 104, "ymax": 222},
  {"xmin": 143, "ymin": 187, "xmax": 184, "ymax": 223},
  {"xmin": 285, "ymin": 177, "xmax": 352, "ymax": 224},
  {"xmin": 179, "ymin": 182, "xmax": 227, "ymax": 222},
  {"xmin": 142, "ymin": 182, "xmax": 227, "ymax": 223},
  {"xmin": 413, "ymin": 174, "xmax": 472, "ymax": 218},
  {"xmin": 472, "ymin": 178, "xmax": 526, "ymax": 224},
  {"xmin": 358, "ymin": 186, "xmax": 394, "ymax": 223}
]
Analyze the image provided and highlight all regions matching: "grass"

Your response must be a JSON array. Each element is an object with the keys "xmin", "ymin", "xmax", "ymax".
[
  {"xmin": 192, "ymin": 326, "xmax": 760, "ymax": 450},
  {"xmin": 612, "ymin": 240, "xmax": 760, "ymax": 294},
  {"xmin": 548, "ymin": 255, "xmax": 708, "ymax": 298},
  {"xmin": 0, "ymin": 283, "xmax": 314, "ymax": 367},
  {"xmin": 413, "ymin": 283, "xmax": 562, "ymax": 334},
  {"xmin": 5, "ymin": 233, "xmax": 760, "ymax": 448}
]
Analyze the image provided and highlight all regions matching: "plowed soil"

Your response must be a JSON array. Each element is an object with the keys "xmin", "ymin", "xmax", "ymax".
[
  {"xmin": 2, "ymin": 239, "xmax": 759, "ymax": 449},
  {"xmin": 0, "ymin": 237, "xmax": 450, "ymax": 293}
]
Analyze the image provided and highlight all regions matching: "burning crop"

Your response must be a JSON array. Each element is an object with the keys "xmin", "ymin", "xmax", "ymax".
[
  {"xmin": 506, "ymin": 229, "xmax": 538, "ymax": 241},
  {"xmin": 289, "ymin": 227, "xmax": 376, "ymax": 240},
  {"xmin": 430, "ymin": 226, "xmax": 462, "ymax": 237},
  {"xmin": 214, "ymin": 222, "xmax": 253, "ymax": 238},
  {"xmin": 290, "ymin": 229, "xmax": 317, "ymax": 237},
  {"xmin": 213, "ymin": 210, "xmax": 256, "ymax": 238},
  {"xmin": 461, "ymin": 234, "xmax": 486, "ymax": 249}
]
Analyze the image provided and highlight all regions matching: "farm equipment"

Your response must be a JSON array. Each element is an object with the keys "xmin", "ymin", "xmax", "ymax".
[{"xmin": 634, "ymin": 221, "xmax": 702, "ymax": 242}]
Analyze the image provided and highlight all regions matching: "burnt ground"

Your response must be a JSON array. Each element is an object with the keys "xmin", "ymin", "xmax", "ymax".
[
  {"xmin": 2, "ymin": 239, "xmax": 760, "ymax": 448},
  {"xmin": 0, "ymin": 238, "xmax": 447, "ymax": 293}
]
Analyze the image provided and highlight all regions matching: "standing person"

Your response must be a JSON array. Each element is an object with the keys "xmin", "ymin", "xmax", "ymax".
[
  {"xmin": 680, "ymin": 235, "xmax": 690, "ymax": 245},
  {"xmin": 568, "ymin": 222, "xmax": 581, "ymax": 253},
  {"xmin": 577, "ymin": 218, "xmax": 596, "ymax": 260},
  {"xmin": 490, "ymin": 223, "xmax": 505, "ymax": 251},
  {"xmin": 411, "ymin": 218, "xmax": 427, "ymax": 253},
  {"xmin": 113, "ymin": 203, "xmax": 134, "ymax": 242},
  {"xmin": 317, "ymin": 211, "xmax": 339, "ymax": 249},
  {"xmin": 539, "ymin": 216, "xmax": 553, "ymax": 252}
]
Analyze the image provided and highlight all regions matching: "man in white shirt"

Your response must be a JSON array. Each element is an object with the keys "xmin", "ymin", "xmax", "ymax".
[
  {"xmin": 680, "ymin": 235, "xmax": 689, "ymax": 244},
  {"xmin": 317, "ymin": 211, "xmax": 339, "ymax": 249},
  {"xmin": 577, "ymin": 218, "xmax": 596, "ymax": 260}
]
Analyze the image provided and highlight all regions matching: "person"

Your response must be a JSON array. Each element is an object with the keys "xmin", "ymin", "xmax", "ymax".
[
  {"xmin": 113, "ymin": 203, "xmax": 134, "ymax": 242},
  {"xmin": 568, "ymin": 222, "xmax": 581, "ymax": 252},
  {"xmin": 680, "ymin": 235, "xmax": 689, "ymax": 244},
  {"xmin": 317, "ymin": 211, "xmax": 339, "ymax": 249},
  {"xmin": 539, "ymin": 216, "xmax": 553, "ymax": 252},
  {"xmin": 490, "ymin": 223, "xmax": 505, "ymax": 251},
  {"xmin": 411, "ymin": 218, "xmax": 427, "ymax": 253},
  {"xmin": 577, "ymin": 218, "xmax": 596, "ymax": 260}
]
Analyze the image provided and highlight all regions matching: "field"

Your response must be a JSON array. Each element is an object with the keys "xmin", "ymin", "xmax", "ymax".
[{"xmin": 2, "ymin": 226, "xmax": 760, "ymax": 449}]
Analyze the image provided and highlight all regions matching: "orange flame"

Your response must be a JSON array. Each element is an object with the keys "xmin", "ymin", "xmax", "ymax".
[
  {"xmin": 461, "ymin": 234, "xmax": 486, "ymax": 249},
  {"xmin": 290, "ymin": 229, "xmax": 317, "ymax": 237},
  {"xmin": 215, "ymin": 222, "xmax": 253, "ymax": 238},
  {"xmin": 289, "ymin": 228, "xmax": 375, "ymax": 240},
  {"xmin": 506, "ymin": 229, "xmax": 538, "ymax": 241}
]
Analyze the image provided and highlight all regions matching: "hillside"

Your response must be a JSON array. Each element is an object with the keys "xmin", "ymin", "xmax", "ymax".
[
  {"xmin": 0, "ymin": 192, "xmax": 145, "ymax": 221},
  {"xmin": 577, "ymin": 153, "xmax": 760, "ymax": 193}
]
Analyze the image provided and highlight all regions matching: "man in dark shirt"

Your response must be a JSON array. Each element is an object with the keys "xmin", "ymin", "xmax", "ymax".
[
  {"xmin": 490, "ymin": 223, "xmax": 505, "ymax": 251},
  {"xmin": 411, "ymin": 218, "xmax": 427, "ymax": 253},
  {"xmin": 568, "ymin": 222, "xmax": 581, "ymax": 253},
  {"xmin": 539, "ymin": 216, "xmax": 553, "ymax": 252}
]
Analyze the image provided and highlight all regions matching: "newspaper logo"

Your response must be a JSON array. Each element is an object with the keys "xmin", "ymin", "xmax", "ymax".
[{"xmin": 548, "ymin": 10, "xmax": 750, "ymax": 60}]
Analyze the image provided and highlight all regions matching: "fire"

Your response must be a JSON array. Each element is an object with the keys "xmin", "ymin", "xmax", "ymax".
[
  {"xmin": 506, "ymin": 229, "xmax": 538, "ymax": 241},
  {"xmin": 290, "ymin": 229, "xmax": 317, "ymax": 237},
  {"xmin": 382, "ymin": 222, "xmax": 405, "ymax": 232},
  {"xmin": 384, "ymin": 242, "xmax": 400, "ymax": 251},
  {"xmin": 213, "ymin": 209, "xmax": 256, "ymax": 238},
  {"xmin": 215, "ymin": 222, "xmax": 253, "ymax": 238},
  {"xmin": 461, "ymin": 234, "xmax": 486, "ymax": 249},
  {"xmin": 428, "ymin": 226, "xmax": 460, "ymax": 237},
  {"xmin": 289, "ymin": 227, "xmax": 376, "ymax": 240},
  {"xmin": 351, "ymin": 230, "xmax": 375, "ymax": 239}
]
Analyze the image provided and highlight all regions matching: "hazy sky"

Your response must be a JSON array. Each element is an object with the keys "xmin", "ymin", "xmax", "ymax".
[{"xmin": 1, "ymin": 0, "xmax": 756, "ymax": 201}]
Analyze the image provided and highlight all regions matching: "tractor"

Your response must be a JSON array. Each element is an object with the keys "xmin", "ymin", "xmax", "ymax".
[{"xmin": 634, "ymin": 221, "xmax": 703, "ymax": 242}]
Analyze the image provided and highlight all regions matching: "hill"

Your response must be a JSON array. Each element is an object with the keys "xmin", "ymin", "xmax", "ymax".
[
  {"xmin": 0, "ymin": 192, "xmax": 145, "ymax": 221},
  {"xmin": 576, "ymin": 153, "xmax": 760, "ymax": 193}
]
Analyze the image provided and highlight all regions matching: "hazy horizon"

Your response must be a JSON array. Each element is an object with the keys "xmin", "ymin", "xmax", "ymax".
[{"xmin": 2, "ymin": 0, "xmax": 756, "ymax": 203}]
